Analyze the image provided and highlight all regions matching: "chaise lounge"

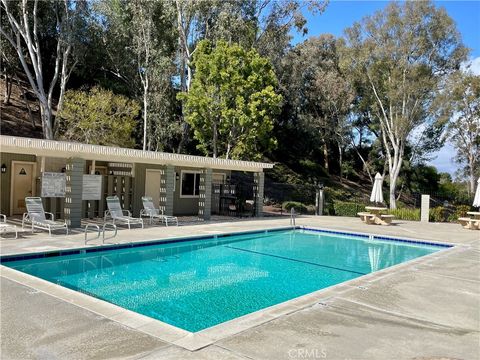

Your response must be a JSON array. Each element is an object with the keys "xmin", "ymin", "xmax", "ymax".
[
  {"xmin": 140, "ymin": 196, "xmax": 178, "ymax": 226},
  {"xmin": 22, "ymin": 197, "xmax": 68, "ymax": 236},
  {"xmin": 105, "ymin": 196, "xmax": 144, "ymax": 229}
]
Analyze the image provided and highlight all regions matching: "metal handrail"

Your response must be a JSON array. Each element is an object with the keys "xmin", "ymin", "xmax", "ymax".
[
  {"xmin": 84, "ymin": 224, "xmax": 100, "ymax": 244},
  {"xmin": 102, "ymin": 223, "xmax": 117, "ymax": 242},
  {"xmin": 290, "ymin": 208, "xmax": 296, "ymax": 227}
]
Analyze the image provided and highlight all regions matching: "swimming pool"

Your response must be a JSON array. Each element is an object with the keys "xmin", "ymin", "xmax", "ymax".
[{"xmin": 1, "ymin": 228, "xmax": 449, "ymax": 332}]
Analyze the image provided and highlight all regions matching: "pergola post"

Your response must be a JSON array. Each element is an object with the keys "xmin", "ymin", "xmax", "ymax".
[
  {"xmin": 159, "ymin": 165, "xmax": 175, "ymax": 216},
  {"xmin": 198, "ymin": 168, "xmax": 212, "ymax": 220},
  {"xmin": 254, "ymin": 172, "xmax": 265, "ymax": 217},
  {"xmin": 64, "ymin": 157, "xmax": 85, "ymax": 228}
]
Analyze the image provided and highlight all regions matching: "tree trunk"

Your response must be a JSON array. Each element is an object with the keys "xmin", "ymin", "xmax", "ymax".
[
  {"xmin": 469, "ymin": 154, "xmax": 475, "ymax": 194},
  {"xmin": 3, "ymin": 73, "xmax": 12, "ymax": 104},
  {"xmin": 39, "ymin": 101, "xmax": 54, "ymax": 139},
  {"xmin": 387, "ymin": 146, "xmax": 403, "ymax": 210},
  {"xmin": 338, "ymin": 142, "xmax": 343, "ymax": 182},
  {"xmin": 142, "ymin": 82, "xmax": 148, "ymax": 151},
  {"xmin": 323, "ymin": 142, "xmax": 329, "ymax": 172},
  {"xmin": 213, "ymin": 121, "xmax": 217, "ymax": 158},
  {"xmin": 57, "ymin": 45, "xmax": 74, "ymax": 117},
  {"xmin": 389, "ymin": 176, "xmax": 397, "ymax": 209}
]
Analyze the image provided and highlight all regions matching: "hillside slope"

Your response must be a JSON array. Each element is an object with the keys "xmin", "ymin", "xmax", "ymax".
[
  {"xmin": 0, "ymin": 78, "xmax": 43, "ymax": 138},
  {"xmin": 0, "ymin": 78, "xmax": 375, "ymax": 203}
]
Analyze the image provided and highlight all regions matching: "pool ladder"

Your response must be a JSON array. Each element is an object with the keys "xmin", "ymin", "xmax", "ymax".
[
  {"xmin": 84, "ymin": 223, "xmax": 118, "ymax": 244},
  {"xmin": 290, "ymin": 208, "xmax": 296, "ymax": 227}
]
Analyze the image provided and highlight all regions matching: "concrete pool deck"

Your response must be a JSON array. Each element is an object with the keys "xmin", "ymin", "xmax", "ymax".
[{"xmin": 1, "ymin": 216, "xmax": 479, "ymax": 359}]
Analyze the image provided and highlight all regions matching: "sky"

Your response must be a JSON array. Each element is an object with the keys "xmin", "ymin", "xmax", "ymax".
[{"xmin": 292, "ymin": 0, "xmax": 480, "ymax": 175}]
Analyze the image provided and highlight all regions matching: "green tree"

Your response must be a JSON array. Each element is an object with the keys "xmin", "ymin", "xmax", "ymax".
[
  {"xmin": 56, "ymin": 87, "xmax": 139, "ymax": 147},
  {"xmin": 283, "ymin": 35, "xmax": 354, "ymax": 176},
  {"xmin": 341, "ymin": 1, "xmax": 467, "ymax": 208},
  {"xmin": 93, "ymin": 0, "xmax": 179, "ymax": 151},
  {"xmin": 444, "ymin": 71, "xmax": 480, "ymax": 194},
  {"xmin": 179, "ymin": 40, "xmax": 282, "ymax": 160}
]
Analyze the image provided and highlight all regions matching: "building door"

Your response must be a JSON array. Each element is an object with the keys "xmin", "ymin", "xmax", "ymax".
[
  {"xmin": 145, "ymin": 169, "xmax": 162, "ymax": 207},
  {"xmin": 11, "ymin": 161, "xmax": 36, "ymax": 215}
]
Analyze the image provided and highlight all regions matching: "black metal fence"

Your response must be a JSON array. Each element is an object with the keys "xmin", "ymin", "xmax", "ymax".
[{"xmin": 258, "ymin": 179, "xmax": 474, "ymax": 222}]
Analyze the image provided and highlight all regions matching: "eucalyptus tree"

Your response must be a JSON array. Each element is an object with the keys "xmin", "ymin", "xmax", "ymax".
[
  {"xmin": 1, "ymin": 0, "xmax": 84, "ymax": 139},
  {"xmin": 341, "ymin": 1, "xmax": 467, "ymax": 208},
  {"xmin": 252, "ymin": 0, "xmax": 327, "ymax": 71},
  {"xmin": 94, "ymin": 0, "xmax": 177, "ymax": 151},
  {"xmin": 444, "ymin": 72, "xmax": 480, "ymax": 194},
  {"xmin": 283, "ymin": 35, "xmax": 354, "ymax": 176}
]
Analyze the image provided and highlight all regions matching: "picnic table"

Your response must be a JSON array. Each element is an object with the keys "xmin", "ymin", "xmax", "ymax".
[
  {"xmin": 467, "ymin": 211, "xmax": 480, "ymax": 219},
  {"xmin": 458, "ymin": 211, "xmax": 480, "ymax": 230},
  {"xmin": 358, "ymin": 206, "xmax": 394, "ymax": 226}
]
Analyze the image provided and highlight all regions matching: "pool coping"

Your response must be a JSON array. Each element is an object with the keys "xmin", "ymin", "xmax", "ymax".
[{"xmin": 0, "ymin": 225, "xmax": 462, "ymax": 351}]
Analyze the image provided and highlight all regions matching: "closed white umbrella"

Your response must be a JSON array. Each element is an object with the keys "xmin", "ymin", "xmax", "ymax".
[
  {"xmin": 370, "ymin": 173, "xmax": 384, "ymax": 204},
  {"xmin": 473, "ymin": 177, "xmax": 480, "ymax": 208}
]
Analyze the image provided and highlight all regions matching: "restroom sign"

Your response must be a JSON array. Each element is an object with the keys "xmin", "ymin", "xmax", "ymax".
[{"xmin": 41, "ymin": 172, "xmax": 66, "ymax": 197}]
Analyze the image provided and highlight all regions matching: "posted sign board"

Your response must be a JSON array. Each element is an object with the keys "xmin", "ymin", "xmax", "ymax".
[
  {"xmin": 41, "ymin": 172, "xmax": 66, "ymax": 197},
  {"xmin": 82, "ymin": 175, "xmax": 102, "ymax": 200}
]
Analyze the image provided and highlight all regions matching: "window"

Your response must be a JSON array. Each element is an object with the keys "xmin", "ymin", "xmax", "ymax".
[{"xmin": 181, "ymin": 171, "xmax": 201, "ymax": 197}]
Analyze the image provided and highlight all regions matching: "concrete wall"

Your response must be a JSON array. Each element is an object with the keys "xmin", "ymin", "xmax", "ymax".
[
  {"xmin": 0, "ymin": 152, "xmax": 37, "ymax": 216},
  {"xmin": 173, "ymin": 167, "xmax": 230, "ymax": 216}
]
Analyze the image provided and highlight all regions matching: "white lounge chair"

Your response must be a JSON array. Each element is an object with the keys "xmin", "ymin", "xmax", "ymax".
[
  {"xmin": 105, "ymin": 196, "xmax": 144, "ymax": 229},
  {"xmin": 22, "ymin": 197, "xmax": 68, "ymax": 236},
  {"xmin": 140, "ymin": 196, "xmax": 178, "ymax": 226},
  {"xmin": 0, "ymin": 214, "xmax": 18, "ymax": 239}
]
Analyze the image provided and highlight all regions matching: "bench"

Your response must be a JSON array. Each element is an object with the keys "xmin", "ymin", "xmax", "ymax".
[
  {"xmin": 357, "ymin": 212, "xmax": 376, "ymax": 225},
  {"xmin": 380, "ymin": 214, "xmax": 395, "ymax": 225},
  {"xmin": 458, "ymin": 217, "xmax": 480, "ymax": 230}
]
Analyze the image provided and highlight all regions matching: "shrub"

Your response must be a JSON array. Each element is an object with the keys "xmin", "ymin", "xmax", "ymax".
[
  {"xmin": 429, "ymin": 206, "xmax": 448, "ymax": 222},
  {"xmin": 429, "ymin": 205, "xmax": 471, "ymax": 223},
  {"xmin": 452, "ymin": 205, "xmax": 471, "ymax": 220},
  {"xmin": 333, "ymin": 201, "xmax": 366, "ymax": 217},
  {"xmin": 283, "ymin": 201, "xmax": 308, "ymax": 214},
  {"xmin": 56, "ymin": 86, "xmax": 139, "ymax": 147},
  {"xmin": 388, "ymin": 208, "xmax": 420, "ymax": 221}
]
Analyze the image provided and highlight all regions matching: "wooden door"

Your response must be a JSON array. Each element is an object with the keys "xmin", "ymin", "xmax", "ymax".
[
  {"xmin": 11, "ymin": 162, "xmax": 36, "ymax": 214},
  {"xmin": 145, "ymin": 169, "xmax": 162, "ymax": 207}
]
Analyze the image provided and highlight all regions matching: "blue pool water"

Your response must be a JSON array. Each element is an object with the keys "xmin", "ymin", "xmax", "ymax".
[{"xmin": 2, "ymin": 229, "xmax": 446, "ymax": 332}]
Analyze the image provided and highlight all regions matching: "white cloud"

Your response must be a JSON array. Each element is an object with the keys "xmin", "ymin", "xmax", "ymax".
[{"xmin": 461, "ymin": 56, "xmax": 480, "ymax": 75}]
